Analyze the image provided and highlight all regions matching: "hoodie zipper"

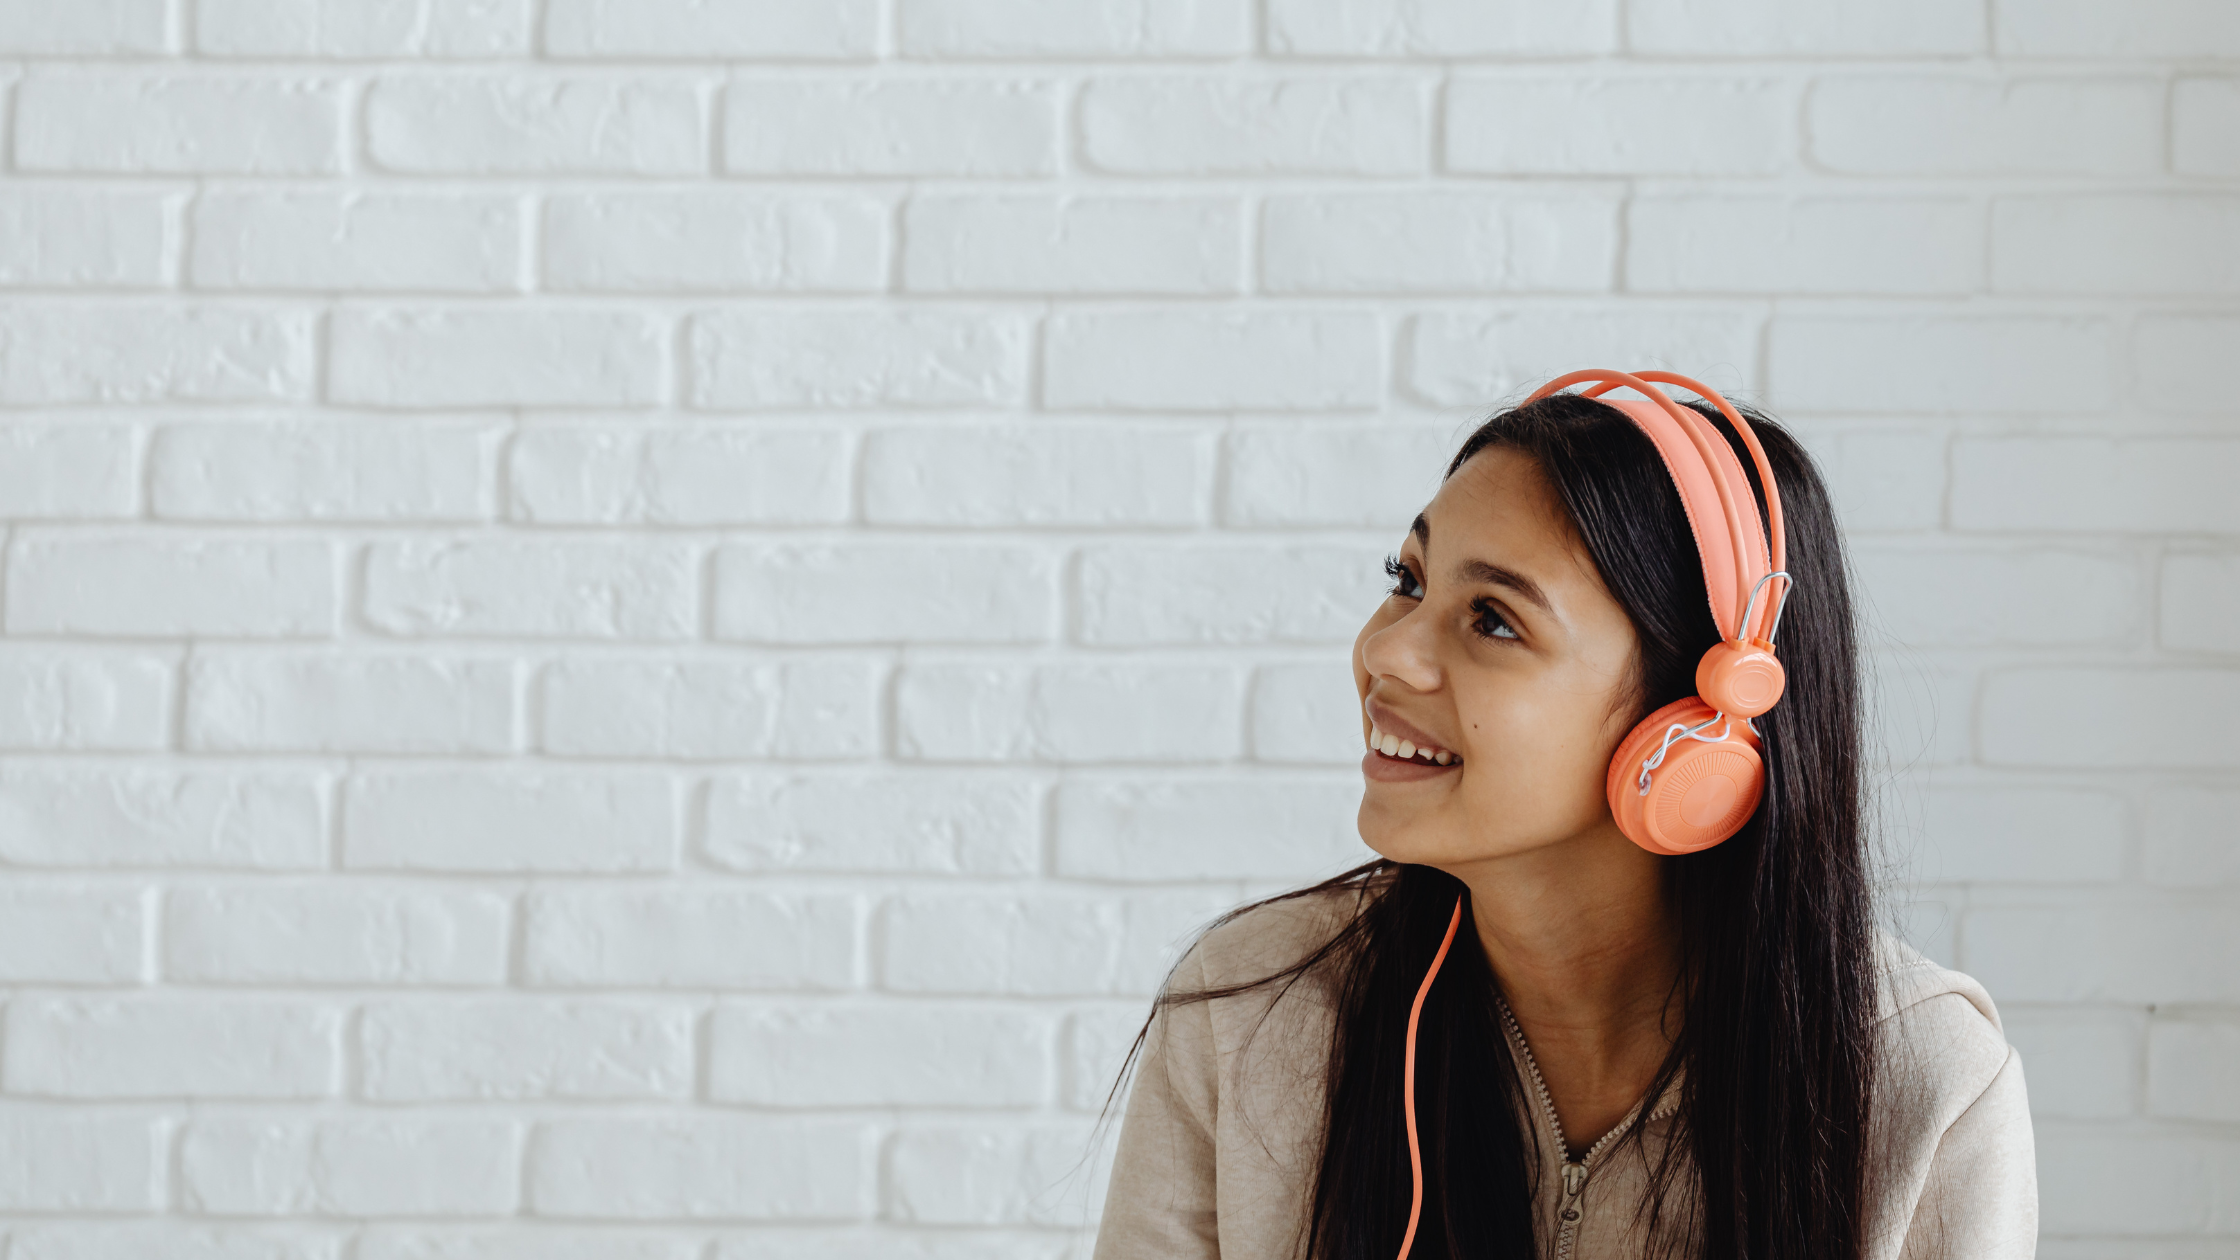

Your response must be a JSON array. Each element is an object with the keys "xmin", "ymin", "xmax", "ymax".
[{"xmin": 1493, "ymin": 992, "xmax": 1681, "ymax": 1260}]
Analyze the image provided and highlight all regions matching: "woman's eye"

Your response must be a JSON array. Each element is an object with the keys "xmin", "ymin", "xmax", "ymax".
[
  {"xmin": 1472, "ymin": 598, "xmax": 1520, "ymax": 641},
  {"xmin": 1383, "ymin": 556, "xmax": 1424, "ymax": 600}
]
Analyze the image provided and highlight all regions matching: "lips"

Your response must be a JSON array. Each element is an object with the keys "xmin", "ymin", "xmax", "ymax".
[{"xmin": 1363, "ymin": 700, "xmax": 1462, "ymax": 767}]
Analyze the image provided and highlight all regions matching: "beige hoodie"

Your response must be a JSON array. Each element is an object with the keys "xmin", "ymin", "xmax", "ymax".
[{"xmin": 1094, "ymin": 888, "xmax": 2036, "ymax": 1260}]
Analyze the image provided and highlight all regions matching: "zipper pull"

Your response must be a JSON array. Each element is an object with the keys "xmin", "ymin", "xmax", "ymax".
[{"xmin": 1562, "ymin": 1160, "xmax": 1586, "ymax": 1198}]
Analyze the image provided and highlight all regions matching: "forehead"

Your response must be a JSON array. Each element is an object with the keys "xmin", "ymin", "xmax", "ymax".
[{"xmin": 1422, "ymin": 446, "xmax": 1583, "ymax": 563}]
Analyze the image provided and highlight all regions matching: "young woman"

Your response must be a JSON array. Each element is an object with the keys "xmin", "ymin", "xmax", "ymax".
[{"xmin": 1092, "ymin": 372, "xmax": 2036, "ymax": 1260}]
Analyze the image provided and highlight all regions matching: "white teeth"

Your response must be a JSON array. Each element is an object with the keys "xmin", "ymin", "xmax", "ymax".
[
  {"xmin": 1397, "ymin": 740, "xmax": 1416, "ymax": 759},
  {"xmin": 1379, "ymin": 733, "xmax": 1401, "ymax": 757},
  {"xmin": 1435, "ymin": 750, "xmax": 1452, "ymax": 765},
  {"xmin": 1368, "ymin": 723, "xmax": 1382, "ymax": 751}
]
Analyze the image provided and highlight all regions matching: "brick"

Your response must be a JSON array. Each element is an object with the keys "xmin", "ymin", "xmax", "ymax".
[
  {"xmin": 2174, "ymin": 78, "xmax": 2240, "ymax": 176},
  {"xmin": 1808, "ymin": 76, "xmax": 2160, "ymax": 176},
  {"xmin": 544, "ymin": 193, "xmax": 886, "ymax": 293},
  {"xmin": 0, "ymin": 766, "xmax": 326, "ymax": 869},
  {"xmin": 0, "ymin": 306, "xmax": 313, "ymax": 404},
  {"xmin": 1267, "ymin": 0, "xmax": 1613, "ymax": 55},
  {"xmin": 710, "ymin": 1004, "xmax": 1050, "ymax": 1106},
  {"xmin": 2163, "ymin": 554, "xmax": 2240, "ymax": 653},
  {"xmin": 1063, "ymin": 1004, "xmax": 1145, "ymax": 1111},
  {"xmin": 885, "ymin": 1125, "xmax": 1101, "ymax": 1225},
  {"xmin": 896, "ymin": 663, "xmax": 1244, "ymax": 763},
  {"xmin": 689, "ymin": 310, "xmax": 1030, "ymax": 410},
  {"xmin": 2001, "ymin": 1008, "xmax": 2139, "ymax": 1119},
  {"xmin": 905, "ymin": 196, "xmax": 1242, "ymax": 294},
  {"xmin": 6, "ymin": 998, "xmax": 341, "ymax": 1098},
  {"xmin": 343, "ymin": 771, "xmax": 674, "ymax": 873},
  {"xmin": 185, "ymin": 653, "xmax": 514, "ymax": 755},
  {"xmin": 713, "ymin": 1234, "xmax": 1068, "ymax": 1260},
  {"xmin": 153, "ymin": 420, "xmax": 497, "ymax": 522},
  {"xmin": 540, "ymin": 659, "xmax": 877, "ymax": 760},
  {"xmin": 1628, "ymin": 196, "xmax": 1979, "ymax": 295},
  {"xmin": 361, "ymin": 1000, "xmax": 694, "ymax": 1101},
  {"xmin": 702, "ymin": 773, "xmax": 1039, "ymax": 875},
  {"xmin": 2137, "ymin": 316, "xmax": 2240, "ymax": 416},
  {"xmin": 725, "ymin": 79, "xmax": 1058, "ymax": 177},
  {"xmin": 330, "ymin": 308, "xmax": 666, "ymax": 409},
  {"xmin": 905, "ymin": 0, "xmax": 1248, "ymax": 55},
  {"xmin": 362, "ymin": 538, "xmax": 696, "ymax": 640},
  {"xmin": 1984, "ymin": 668, "xmax": 2240, "ymax": 770},
  {"xmin": 16, "ymin": 73, "xmax": 345, "ymax": 174},
  {"xmin": 527, "ymin": 1118, "xmax": 870, "ymax": 1220},
  {"xmin": 1865, "ymin": 653, "xmax": 1972, "ymax": 767},
  {"xmin": 0, "ymin": 189, "xmax": 174, "ymax": 287},
  {"xmin": 0, "ymin": 649, "xmax": 169, "ymax": 751},
  {"xmin": 1628, "ymin": 0, "xmax": 1980, "ymax": 53},
  {"xmin": 1080, "ymin": 76, "xmax": 1426, "ymax": 175},
  {"xmin": 523, "ymin": 888, "xmax": 854, "ymax": 989},
  {"xmin": 1851, "ymin": 545, "xmax": 2140, "ymax": 647},
  {"xmin": 192, "ymin": 192, "xmax": 522, "ymax": 292},
  {"xmin": 547, "ymin": 0, "xmax": 876, "ymax": 58},
  {"xmin": 713, "ymin": 543, "xmax": 1056, "ymax": 645},
  {"xmin": 1904, "ymin": 786, "xmax": 2124, "ymax": 884},
  {"xmin": 0, "ymin": 421, "xmax": 136, "ymax": 518},
  {"xmin": 1996, "ymin": 0, "xmax": 2240, "ymax": 57},
  {"xmin": 1894, "ymin": 894, "xmax": 1955, "ymax": 968},
  {"xmin": 197, "ymin": 0, "xmax": 534, "ymax": 57},
  {"xmin": 1405, "ymin": 312, "xmax": 1758, "ymax": 408},
  {"xmin": 1223, "ymin": 423, "xmax": 1453, "ymax": 528},
  {"xmin": 881, "ymin": 890, "xmax": 1231, "ymax": 995},
  {"xmin": 367, "ymin": 75, "xmax": 706, "ymax": 174},
  {"xmin": 0, "ymin": 1114, "xmax": 161, "ymax": 1210},
  {"xmin": 2033, "ymin": 1126, "xmax": 2240, "ymax": 1234},
  {"xmin": 165, "ymin": 885, "xmax": 508, "ymax": 985},
  {"xmin": 1995, "ymin": 196, "xmax": 2240, "ymax": 296},
  {"xmin": 508, "ymin": 425, "xmax": 846, "ymax": 526},
  {"xmin": 0, "ymin": 885, "xmax": 148, "ymax": 982},
  {"xmin": 1965, "ymin": 903, "xmax": 2240, "ymax": 1003},
  {"xmin": 1448, "ymin": 76, "xmax": 1788, "ymax": 175},
  {"xmin": 1078, "ymin": 544, "xmax": 1385, "ymax": 645},
  {"xmin": 6, "ymin": 533, "xmax": 335, "ymax": 638},
  {"xmin": 1264, "ymin": 192, "xmax": 1616, "ymax": 293},
  {"xmin": 2149, "ymin": 1017, "xmax": 2240, "ymax": 1122},
  {"xmin": 1955, "ymin": 438, "xmax": 2240, "ymax": 534},
  {"xmin": 862, "ymin": 425, "xmax": 1206, "ymax": 527},
  {"xmin": 0, "ymin": 0, "xmax": 169, "ymax": 53},
  {"xmin": 8, "ymin": 1223, "xmax": 347, "ymax": 1260},
  {"xmin": 1770, "ymin": 316, "xmax": 2114, "ymax": 415},
  {"xmin": 1251, "ymin": 661, "xmax": 1368, "ymax": 764},
  {"xmin": 182, "ymin": 1118, "xmax": 521, "ymax": 1216},
  {"xmin": 1046, "ymin": 311, "xmax": 1381, "ymax": 411},
  {"xmin": 2143, "ymin": 788, "xmax": 2240, "ymax": 889},
  {"xmin": 1055, "ymin": 778, "xmax": 1370, "ymax": 881},
  {"xmin": 1794, "ymin": 428, "xmax": 1945, "ymax": 533},
  {"xmin": 359, "ymin": 1232, "xmax": 689, "ymax": 1260}
]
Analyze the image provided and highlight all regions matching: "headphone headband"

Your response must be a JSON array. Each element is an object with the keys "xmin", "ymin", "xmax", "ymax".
[{"xmin": 1523, "ymin": 369, "xmax": 1788, "ymax": 644}]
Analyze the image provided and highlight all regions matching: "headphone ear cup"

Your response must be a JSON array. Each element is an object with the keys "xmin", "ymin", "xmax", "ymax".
[{"xmin": 1606, "ymin": 696, "xmax": 1766, "ymax": 856}]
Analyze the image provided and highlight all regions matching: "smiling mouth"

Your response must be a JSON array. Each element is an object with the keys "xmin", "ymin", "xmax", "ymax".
[{"xmin": 1368, "ymin": 723, "xmax": 1461, "ymax": 767}]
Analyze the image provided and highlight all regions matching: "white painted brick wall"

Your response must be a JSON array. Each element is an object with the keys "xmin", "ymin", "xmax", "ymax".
[{"xmin": 0, "ymin": 2, "xmax": 2231, "ymax": 1254}]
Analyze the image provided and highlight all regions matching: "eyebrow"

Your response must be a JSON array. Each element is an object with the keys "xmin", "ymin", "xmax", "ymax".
[{"xmin": 1410, "ymin": 513, "xmax": 1556, "ymax": 616}]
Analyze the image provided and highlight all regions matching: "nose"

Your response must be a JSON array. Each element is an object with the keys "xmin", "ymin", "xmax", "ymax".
[{"xmin": 1359, "ymin": 602, "xmax": 1442, "ymax": 695}]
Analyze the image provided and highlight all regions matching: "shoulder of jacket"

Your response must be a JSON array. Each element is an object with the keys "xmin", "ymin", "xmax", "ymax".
[
  {"xmin": 1178, "ymin": 883, "xmax": 1364, "ymax": 993},
  {"xmin": 1871, "ymin": 927, "xmax": 2005, "ymax": 1036},
  {"xmin": 1870, "ymin": 928, "xmax": 2021, "ymax": 1137}
]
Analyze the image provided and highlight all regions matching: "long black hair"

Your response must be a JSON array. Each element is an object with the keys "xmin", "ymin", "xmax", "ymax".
[{"xmin": 1106, "ymin": 390, "xmax": 1877, "ymax": 1259}]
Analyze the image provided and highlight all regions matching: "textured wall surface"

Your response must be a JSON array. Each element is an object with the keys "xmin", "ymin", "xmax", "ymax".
[{"xmin": 0, "ymin": 1, "xmax": 2236, "ymax": 1256}]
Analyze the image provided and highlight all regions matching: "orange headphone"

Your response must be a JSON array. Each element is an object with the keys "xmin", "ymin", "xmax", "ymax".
[{"xmin": 1394, "ymin": 369, "xmax": 1792, "ymax": 1259}]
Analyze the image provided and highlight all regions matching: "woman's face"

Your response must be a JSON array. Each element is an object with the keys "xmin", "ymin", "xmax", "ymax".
[{"xmin": 1352, "ymin": 446, "xmax": 1645, "ymax": 868}]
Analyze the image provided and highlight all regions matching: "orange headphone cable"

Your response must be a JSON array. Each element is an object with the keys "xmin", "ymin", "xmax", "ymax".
[{"xmin": 1396, "ymin": 894, "xmax": 1465, "ymax": 1260}]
